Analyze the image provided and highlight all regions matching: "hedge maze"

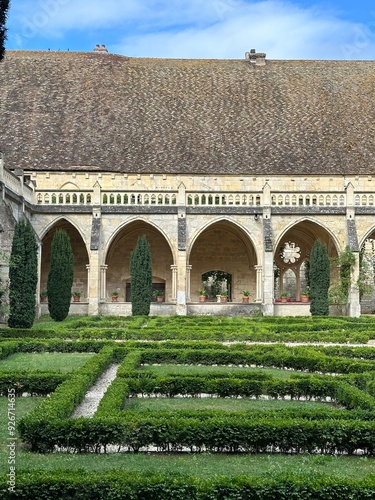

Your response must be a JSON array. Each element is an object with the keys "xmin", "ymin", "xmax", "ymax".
[{"xmin": 0, "ymin": 317, "xmax": 375, "ymax": 498}]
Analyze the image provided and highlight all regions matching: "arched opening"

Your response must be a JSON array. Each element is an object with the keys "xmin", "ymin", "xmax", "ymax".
[
  {"xmin": 189, "ymin": 221, "xmax": 257, "ymax": 302},
  {"xmin": 40, "ymin": 220, "xmax": 89, "ymax": 299},
  {"xmin": 105, "ymin": 221, "xmax": 173, "ymax": 302},
  {"xmin": 275, "ymin": 220, "xmax": 338, "ymax": 301}
]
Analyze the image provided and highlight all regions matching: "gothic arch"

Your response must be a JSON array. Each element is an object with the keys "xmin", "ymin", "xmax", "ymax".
[
  {"xmin": 275, "ymin": 217, "xmax": 341, "ymax": 254},
  {"xmin": 40, "ymin": 218, "xmax": 89, "ymax": 298},
  {"xmin": 187, "ymin": 217, "xmax": 260, "ymax": 263},
  {"xmin": 103, "ymin": 217, "xmax": 176, "ymax": 265},
  {"xmin": 104, "ymin": 220, "xmax": 174, "ymax": 302},
  {"xmin": 274, "ymin": 218, "xmax": 339, "ymax": 301},
  {"xmin": 188, "ymin": 219, "xmax": 258, "ymax": 302}
]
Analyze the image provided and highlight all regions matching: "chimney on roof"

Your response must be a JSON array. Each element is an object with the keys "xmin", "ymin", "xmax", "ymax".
[
  {"xmin": 245, "ymin": 49, "xmax": 266, "ymax": 66},
  {"xmin": 93, "ymin": 44, "xmax": 109, "ymax": 54}
]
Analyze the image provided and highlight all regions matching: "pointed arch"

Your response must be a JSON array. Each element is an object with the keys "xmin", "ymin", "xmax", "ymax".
[
  {"xmin": 39, "ymin": 218, "xmax": 90, "ymax": 298},
  {"xmin": 274, "ymin": 217, "xmax": 340, "ymax": 301},
  {"xmin": 188, "ymin": 218, "xmax": 259, "ymax": 302},
  {"xmin": 104, "ymin": 219, "xmax": 175, "ymax": 302}
]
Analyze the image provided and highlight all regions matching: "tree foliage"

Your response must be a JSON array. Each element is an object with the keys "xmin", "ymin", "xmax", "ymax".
[
  {"xmin": 309, "ymin": 240, "xmax": 330, "ymax": 316},
  {"xmin": 130, "ymin": 235, "xmax": 152, "ymax": 316},
  {"xmin": 47, "ymin": 230, "xmax": 74, "ymax": 322},
  {"xmin": 8, "ymin": 218, "xmax": 38, "ymax": 328},
  {"xmin": 0, "ymin": 0, "xmax": 10, "ymax": 61}
]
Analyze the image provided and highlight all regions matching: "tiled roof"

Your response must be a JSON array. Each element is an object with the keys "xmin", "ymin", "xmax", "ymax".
[{"xmin": 0, "ymin": 50, "xmax": 375, "ymax": 175}]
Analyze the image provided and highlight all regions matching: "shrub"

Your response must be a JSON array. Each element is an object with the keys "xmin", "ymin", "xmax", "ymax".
[
  {"xmin": 309, "ymin": 240, "xmax": 330, "ymax": 316},
  {"xmin": 47, "ymin": 230, "xmax": 74, "ymax": 322},
  {"xmin": 8, "ymin": 219, "xmax": 38, "ymax": 328},
  {"xmin": 130, "ymin": 235, "xmax": 152, "ymax": 316}
]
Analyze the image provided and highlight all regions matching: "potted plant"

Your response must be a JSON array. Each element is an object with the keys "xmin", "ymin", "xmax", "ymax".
[
  {"xmin": 111, "ymin": 290, "xmax": 119, "ymax": 302},
  {"xmin": 280, "ymin": 292, "xmax": 288, "ymax": 303},
  {"xmin": 72, "ymin": 290, "xmax": 81, "ymax": 302},
  {"xmin": 220, "ymin": 291, "xmax": 228, "ymax": 303},
  {"xmin": 300, "ymin": 290, "xmax": 310, "ymax": 302},
  {"xmin": 242, "ymin": 290, "xmax": 250, "ymax": 303},
  {"xmin": 153, "ymin": 289, "xmax": 164, "ymax": 303},
  {"xmin": 40, "ymin": 289, "xmax": 48, "ymax": 302},
  {"xmin": 197, "ymin": 289, "xmax": 207, "ymax": 302}
]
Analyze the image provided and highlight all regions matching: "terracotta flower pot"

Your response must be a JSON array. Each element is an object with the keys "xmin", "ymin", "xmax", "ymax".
[
  {"xmin": 242, "ymin": 296, "xmax": 249, "ymax": 303},
  {"xmin": 198, "ymin": 295, "xmax": 206, "ymax": 302},
  {"xmin": 112, "ymin": 296, "xmax": 118, "ymax": 302}
]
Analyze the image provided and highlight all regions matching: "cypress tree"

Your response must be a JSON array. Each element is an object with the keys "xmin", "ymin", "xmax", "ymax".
[
  {"xmin": 47, "ymin": 230, "xmax": 74, "ymax": 322},
  {"xmin": 130, "ymin": 235, "xmax": 152, "ymax": 316},
  {"xmin": 0, "ymin": 0, "xmax": 10, "ymax": 61},
  {"xmin": 8, "ymin": 218, "xmax": 38, "ymax": 328},
  {"xmin": 309, "ymin": 240, "xmax": 330, "ymax": 316}
]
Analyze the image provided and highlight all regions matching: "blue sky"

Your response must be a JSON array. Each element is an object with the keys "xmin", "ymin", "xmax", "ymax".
[{"xmin": 5, "ymin": 0, "xmax": 375, "ymax": 59}]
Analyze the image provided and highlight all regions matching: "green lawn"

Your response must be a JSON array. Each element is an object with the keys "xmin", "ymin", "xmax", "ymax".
[
  {"xmin": 0, "ymin": 352, "xmax": 94, "ymax": 372},
  {"xmin": 141, "ymin": 364, "xmax": 296, "ymax": 379},
  {"xmin": 125, "ymin": 396, "xmax": 335, "ymax": 412}
]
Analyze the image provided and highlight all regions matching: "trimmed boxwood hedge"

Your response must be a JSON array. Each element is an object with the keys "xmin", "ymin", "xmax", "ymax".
[
  {"xmin": 1, "ymin": 471, "xmax": 375, "ymax": 499},
  {"xmin": 0, "ymin": 371, "xmax": 67, "ymax": 395},
  {"xmin": 18, "ymin": 345, "xmax": 375, "ymax": 454}
]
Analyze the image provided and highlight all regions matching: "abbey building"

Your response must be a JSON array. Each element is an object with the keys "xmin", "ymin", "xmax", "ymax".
[{"xmin": 1, "ymin": 49, "xmax": 375, "ymax": 317}]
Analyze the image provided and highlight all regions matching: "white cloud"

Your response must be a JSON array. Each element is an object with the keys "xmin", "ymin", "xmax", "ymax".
[{"xmin": 7, "ymin": 0, "xmax": 375, "ymax": 59}]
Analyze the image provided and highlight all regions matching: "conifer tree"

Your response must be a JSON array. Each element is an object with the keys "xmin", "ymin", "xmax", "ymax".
[
  {"xmin": 47, "ymin": 230, "xmax": 74, "ymax": 321},
  {"xmin": 309, "ymin": 240, "xmax": 330, "ymax": 316},
  {"xmin": 130, "ymin": 235, "xmax": 152, "ymax": 316},
  {"xmin": 0, "ymin": 0, "xmax": 10, "ymax": 61},
  {"xmin": 8, "ymin": 218, "xmax": 38, "ymax": 328}
]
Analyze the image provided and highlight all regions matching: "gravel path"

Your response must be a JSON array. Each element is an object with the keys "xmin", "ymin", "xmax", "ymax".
[{"xmin": 72, "ymin": 364, "xmax": 120, "ymax": 418}]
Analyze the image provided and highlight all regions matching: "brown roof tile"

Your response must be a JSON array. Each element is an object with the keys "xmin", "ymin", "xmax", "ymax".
[{"xmin": 0, "ymin": 50, "xmax": 375, "ymax": 175}]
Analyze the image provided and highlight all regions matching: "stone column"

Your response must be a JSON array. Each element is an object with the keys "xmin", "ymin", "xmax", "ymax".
[
  {"xmin": 349, "ymin": 252, "xmax": 361, "ymax": 318},
  {"xmin": 176, "ymin": 253, "xmax": 188, "ymax": 315},
  {"xmin": 36, "ymin": 241, "xmax": 43, "ymax": 317},
  {"xmin": 87, "ymin": 251, "xmax": 100, "ymax": 315},
  {"xmin": 186, "ymin": 264, "xmax": 192, "ymax": 302},
  {"xmin": 100, "ymin": 265, "xmax": 108, "ymax": 301},
  {"xmin": 346, "ymin": 207, "xmax": 360, "ymax": 318},
  {"xmin": 255, "ymin": 265, "xmax": 262, "ymax": 302},
  {"xmin": 176, "ymin": 197, "xmax": 187, "ymax": 315},
  {"xmin": 170, "ymin": 265, "xmax": 177, "ymax": 302},
  {"xmin": 86, "ymin": 264, "xmax": 91, "ymax": 300},
  {"xmin": 262, "ymin": 208, "xmax": 274, "ymax": 316},
  {"xmin": 87, "ymin": 207, "xmax": 102, "ymax": 315}
]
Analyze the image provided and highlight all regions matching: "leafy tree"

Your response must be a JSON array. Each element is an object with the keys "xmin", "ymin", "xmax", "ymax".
[
  {"xmin": 47, "ymin": 230, "xmax": 74, "ymax": 321},
  {"xmin": 309, "ymin": 240, "xmax": 330, "ymax": 316},
  {"xmin": 130, "ymin": 235, "xmax": 152, "ymax": 316},
  {"xmin": 0, "ymin": 0, "xmax": 10, "ymax": 61},
  {"xmin": 8, "ymin": 218, "xmax": 38, "ymax": 328}
]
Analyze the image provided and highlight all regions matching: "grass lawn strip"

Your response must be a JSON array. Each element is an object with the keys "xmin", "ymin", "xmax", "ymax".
[
  {"xmin": 126, "ymin": 396, "xmax": 337, "ymax": 412},
  {"xmin": 0, "ymin": 352, "xmax": 95, "ymax": 372}
]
